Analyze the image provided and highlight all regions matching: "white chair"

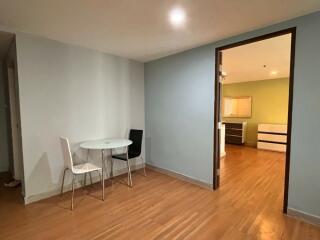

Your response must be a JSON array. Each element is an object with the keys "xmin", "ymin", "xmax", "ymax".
[{"xmin": 60, "ymin": 137, "xmax": 102, "ymax": 210}]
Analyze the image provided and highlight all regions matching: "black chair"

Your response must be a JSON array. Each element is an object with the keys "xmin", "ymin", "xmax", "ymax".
[{"xmin": 112, "ymin": 129, "xmax": 146, "ymax": 187}]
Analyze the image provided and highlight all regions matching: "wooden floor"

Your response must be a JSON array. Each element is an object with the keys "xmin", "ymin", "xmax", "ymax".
[{"xmin": 0, "ymin": 145, "xmax": 319, "ymax": 240}]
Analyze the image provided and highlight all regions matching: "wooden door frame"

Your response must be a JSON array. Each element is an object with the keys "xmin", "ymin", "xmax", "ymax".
[{"xmin": 213, "ymin": 27, "xmax": 296, "ymax": 214}]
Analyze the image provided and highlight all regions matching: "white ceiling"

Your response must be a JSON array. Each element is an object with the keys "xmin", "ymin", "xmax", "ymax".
[
  {"xmin": 0, "ymin": 31, "xmax": 14, "ymax": 61},
  {"xmin": 222, "ymin": 34, "xmax": 291, "ymax": 84},
  {"xmin": 0, "ymin": 1, "xmax": 319, "ymax": 62}
]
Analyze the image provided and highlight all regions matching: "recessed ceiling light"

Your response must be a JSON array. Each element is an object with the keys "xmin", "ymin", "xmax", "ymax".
[
  {"xmin": 270, "ymin": 71, "xmax": 278, "ymax": 75},
  {"xmin": 169, "ymin": 7, "xmax": 186, "ymax": 27}
]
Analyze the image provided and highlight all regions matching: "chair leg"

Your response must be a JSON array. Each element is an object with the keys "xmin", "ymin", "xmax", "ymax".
[
  {"xmin": 103, "ymin": 159, "xmax": 109, "ymax": 179},
  {"xmin": 127, "ymin": 162, "xmax": 130, "ymax": 185},
  {"xmin": 110, "ymin": 158, "xmax": 114, "ymax": 186},
  {"xmin": 97, "ymin": 170, "xmax": 102, "ymax": 184},
  {"xmin": 83, "ymin": 173, "xmax": 87, "ymax": 189},
  {"xmin": 60, "ymin": 168, "xmax": 68, "ymax": 196},
  {"xmin": 89, "ymin": 172, "xmax": 93, "ymax": 185},
  {"xmin": 127, "ymin": 160, "xmax": 132, "ymax": 187},
  {"xmin": 97, "ymin": 170, "xmax": 103, "ymax": 199},
  {"xmin": 110, "ymin": 158, "xmax": 114, "ymax": 179},
  {"xmin": 141, "ymin": 156, "xmax": 147, "ymax": 176},
  {"xmin": 71, "ymin": 174, "xmax": 76, "ymax": 210}
]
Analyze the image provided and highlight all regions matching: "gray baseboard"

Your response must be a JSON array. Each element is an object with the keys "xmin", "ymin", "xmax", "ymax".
[
  {"xmin": 146, "ymin": 163, "xmax": 213, "ymax": 190},
  {"xmin": 24, "ymin": 163, "xmax": 145, "ymax": 204},
  {"xmin": 287, "ymin": 208, "xmax": 320, "ymax": 226}
]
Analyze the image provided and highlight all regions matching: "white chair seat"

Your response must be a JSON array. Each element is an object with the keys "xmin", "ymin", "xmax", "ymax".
[{"xmin": 72, "ymin": 163, "xmax": 101, "ymax": 174}]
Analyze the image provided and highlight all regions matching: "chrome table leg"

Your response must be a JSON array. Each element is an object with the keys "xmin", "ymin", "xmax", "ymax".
[
  {"xmin": 71, "ymin": 174, "xmax": 76, "ymax": 210},
  {"xmin": 102, "ymin": 149, "xmax": 105, "ymax": 201}
]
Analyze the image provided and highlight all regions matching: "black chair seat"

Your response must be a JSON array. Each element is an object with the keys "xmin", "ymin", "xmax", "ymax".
[
  {"xmin": 112, "ymin": 152, "xmax": 140, "ymax": 161},
  {"xmin": 112, "ymin": 153, "xmax": 127, "ymax": 161}
]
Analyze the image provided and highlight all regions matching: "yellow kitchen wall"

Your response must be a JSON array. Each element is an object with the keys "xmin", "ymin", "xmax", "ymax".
[{"xmin": 222, "ymin": 78, "xmax": 289, "ymax": 146}]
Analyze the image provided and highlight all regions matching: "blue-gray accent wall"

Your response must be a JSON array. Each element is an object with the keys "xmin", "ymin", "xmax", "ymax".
[
  {"xmin": 145, "ymin": 44, "xmax": 215, "ymax": 184},
  {"xmin": 145, "ymin": 11, "xmax": 320, "ymax": 217}
]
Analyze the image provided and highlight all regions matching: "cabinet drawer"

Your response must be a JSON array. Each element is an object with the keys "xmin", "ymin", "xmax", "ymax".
[
  {"xmin": 226, "ymin": 135, "xmax": 243, "ymax": 144},
  {"xmin": 257, "ymin": 142, "xmax": 286, "ymax": 152},
  {"xmin": 258, "ymin": 124, "xmax": 287, "ymax": 134},
  {"xmin": 226, "ymin": 129, "xmax": 242, "ymax": 136},
  {"xmin": 258, "ymin": 133, "xmax": 287, "ymax": 143},
  {"xmin": 224, "ymin": 122, "xmax": 243, "ymax": 129}
]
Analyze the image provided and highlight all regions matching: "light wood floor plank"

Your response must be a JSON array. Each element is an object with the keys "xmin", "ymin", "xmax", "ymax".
[{"xmin": 0, "ymin": 145, "xmax": 319, "ymax": 239}]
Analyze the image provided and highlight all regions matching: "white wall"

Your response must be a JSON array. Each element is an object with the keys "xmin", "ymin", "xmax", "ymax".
[{"xmin": 15, "ymin": 33, "xmax": 144, "ymax": 202}]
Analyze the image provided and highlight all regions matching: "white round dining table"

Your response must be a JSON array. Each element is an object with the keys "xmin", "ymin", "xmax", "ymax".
[{"xmin": 80, "ymin": 138, "xmax": 132, "ymax": 200}]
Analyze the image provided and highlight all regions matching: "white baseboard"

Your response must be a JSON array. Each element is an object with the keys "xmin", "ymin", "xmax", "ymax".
[
  {"xmin": 24, "ymin": 163, "xmax": 145, "ymax": 204},
  {"xmin": 287, "ymin": 208, "xmax": 320, "ymax": 226},
  {"xmin": 146, "ymin": 163, "xmax": 213, "ymax": 190}
]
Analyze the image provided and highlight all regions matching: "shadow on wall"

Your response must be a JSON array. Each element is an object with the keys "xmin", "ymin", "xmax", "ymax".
[{"xmin": 27, "ymin": 152, "xmax": 52, "ymax": 196}]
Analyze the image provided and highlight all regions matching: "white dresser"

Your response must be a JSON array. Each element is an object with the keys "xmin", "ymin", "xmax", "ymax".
[
  {"xmin": 257, "ymin": 124, "xmax": 287, "ymax": 152},
  {"xmin": 220, "ymin": 124, "xmax": 226, "ymax": 157}
]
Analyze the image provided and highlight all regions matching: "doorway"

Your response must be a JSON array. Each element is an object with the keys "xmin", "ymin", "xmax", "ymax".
[
  {"xmin": 0, "ymin": 31, "xmax": 24, "ymax": 199},
  {"xmin": 213, "ymin": 28, "xmax": 296, "ymax": 213}
]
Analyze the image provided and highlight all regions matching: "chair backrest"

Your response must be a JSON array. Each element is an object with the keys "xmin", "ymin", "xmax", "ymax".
[
  {"xmin": 60, "ymin": 137, "xmax": 73, "ymax": 170},
  {"xmin": 128, "ymin": 129, "xmax": 143, "ymax": 157}
]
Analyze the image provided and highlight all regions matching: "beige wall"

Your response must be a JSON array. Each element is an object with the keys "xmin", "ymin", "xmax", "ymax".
[{"xmin": 223, "ymin": 78, "xmax": 289, "ymax": 146}]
